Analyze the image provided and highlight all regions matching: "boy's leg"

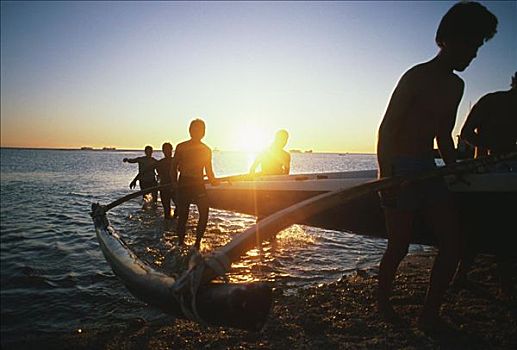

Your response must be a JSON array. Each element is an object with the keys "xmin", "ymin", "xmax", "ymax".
[
  {"xmin": 151, "ymin": 181, "xmax": 158, "ymax": 203},
  {"xmin": 453, "ymin": 248, "xmax": 477, "ymax": 287},
  {"xmin": 176, "ymin": 192, "xmax": 190, "ymax": 245},
  {"xmin": 496, "ymin": 254, "xmax": 514, "ymax": 297},
  {"xmin": 420, "ymin": 198, "xmax": 460, "ymax": 325},
  {"xmin": 161, "ymin": 189, "xmax": 172, "ymax": 219},
  {"xmin": 378, "ymin": 208, "xmax": 414, "ymax": 318},
  {"xmin": 171, "ymin": 191, "xmax": 178, "ymax": 219},
  {"xmin": 194, "ymin": 195, "xmax": 209, "ymax": 249}
]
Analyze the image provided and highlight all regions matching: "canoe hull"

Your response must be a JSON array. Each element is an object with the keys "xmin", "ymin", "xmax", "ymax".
[
  {"xmin": 91, "ymin": 204, "xmax": 272, "ymax": 331},
  {"xmin": 206, "ymin": 171, "xmax": 517, "ymax": 254}
]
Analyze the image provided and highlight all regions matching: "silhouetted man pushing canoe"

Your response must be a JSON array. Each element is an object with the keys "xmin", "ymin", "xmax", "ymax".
[
  {"xmin": 376, "ymin": 1, "xmax": 497, "ymax": 330},
  {"xmin": 250, "ymin": 129, "xmax": 291, "ymax": 175},
  {"xmin": 172, "ymin": 119, "xmax": 219, "ymax": 250},
  {"xmin": 123, "ymin": 145, "xmax": 158, "ymax": 204},
  {"xmin": 454, "ymin": 72, "xmax": 517, "ymax": 295},
  {"xmin": 461, "ymin": 72, "xmax": 517, "ymax": 161}
]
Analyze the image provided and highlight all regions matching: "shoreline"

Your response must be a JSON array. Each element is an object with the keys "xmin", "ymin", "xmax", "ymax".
[{"xmin": 3, "ymin": 251, "xmax": 516, "ymax": 349}]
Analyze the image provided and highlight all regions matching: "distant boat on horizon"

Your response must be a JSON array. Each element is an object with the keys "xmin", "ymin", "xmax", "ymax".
[
  {"xmin": 102, "ymin": 147, "xmax": 116, "ymax": 151},
  {"xmin": 81, "ymin": 146, "xmax": 94, "ymax": 150}
]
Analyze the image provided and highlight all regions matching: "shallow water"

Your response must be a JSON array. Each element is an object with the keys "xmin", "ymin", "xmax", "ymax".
[{"xmin": 0, "ymin": 148, "xmax": 425, "ymax": 342}]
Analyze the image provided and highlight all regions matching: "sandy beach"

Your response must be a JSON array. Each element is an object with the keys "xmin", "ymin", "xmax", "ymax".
[{"xmin": 5, "ymin": 251, "xmax": 516, "ymax": 350}]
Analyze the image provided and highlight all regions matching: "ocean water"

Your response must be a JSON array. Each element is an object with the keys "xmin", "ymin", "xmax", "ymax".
[{"xmin": 0, "ymin": 148, "xmax": 424, "ymax": 342}]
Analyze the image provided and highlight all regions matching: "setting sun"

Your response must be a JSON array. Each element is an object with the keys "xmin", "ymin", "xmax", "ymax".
[{"xmin": 232, "ymin": 123, "xmax": 270, "ymax": 153}]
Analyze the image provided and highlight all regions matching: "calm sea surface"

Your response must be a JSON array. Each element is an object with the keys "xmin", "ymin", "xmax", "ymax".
[{"xmin": 0, "ymin": 148, "xmax": 425, "ymax": 342}]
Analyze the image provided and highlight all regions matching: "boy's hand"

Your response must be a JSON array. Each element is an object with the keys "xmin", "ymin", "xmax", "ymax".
[{"xmin": 129, "ymin": 179, "xmax": 137, "ymax": 189}]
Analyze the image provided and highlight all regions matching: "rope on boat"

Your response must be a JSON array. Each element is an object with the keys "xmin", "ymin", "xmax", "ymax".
[
  {"xmin": 169, "ymin": 250, "xmax": 232, "ymax": 325},
  {"xmin": 173, "ymin": 250, "xmax": 209, "ymax": 326}
]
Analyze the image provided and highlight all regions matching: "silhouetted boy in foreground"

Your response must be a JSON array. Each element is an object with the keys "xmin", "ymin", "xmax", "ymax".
[{"xmin": 376, "ymin": 1, "xmax": 497, "ymax": 330}]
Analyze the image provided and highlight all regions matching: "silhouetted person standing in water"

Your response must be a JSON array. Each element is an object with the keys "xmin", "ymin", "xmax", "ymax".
[
  {"xmin": 155, "ymin": 142, "xmax": 178, "ymax": 221},
  {"xmin": 172, "ymin": 119, "xmax": 219, "ymax": 249},
  {"xmin": 376, "ymin": 1, "xmax": 497, "ymax": 330},
  {"xmin": 124, "ymin": 145, "xmax": 158, "ymax": 203},
  {"xmin": 454, "ymin": 73, "xmax": 517, "ymax": 294},
  {"xmin": 250, "ymin": 129, "xmax": 291, "ymax": 175}
]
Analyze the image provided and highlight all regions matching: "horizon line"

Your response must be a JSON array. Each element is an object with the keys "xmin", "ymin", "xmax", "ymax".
[{"xmin": 0, "ymin": 146, "xmax": 375, "ymax": 155}]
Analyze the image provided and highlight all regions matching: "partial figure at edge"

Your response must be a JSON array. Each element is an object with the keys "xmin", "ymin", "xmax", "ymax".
[{"xmin": 454, "ymin": 72, "xmax": 517, "ymax": 296}]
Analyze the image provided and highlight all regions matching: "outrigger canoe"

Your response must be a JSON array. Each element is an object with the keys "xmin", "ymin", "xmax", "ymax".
[
  {"xmin": 206, "ymin": 169, "xmax": 517, "ymax": 253},
  {"xmin": 91, "ymin": 152, "xmax": 516, "ymax": 330}
]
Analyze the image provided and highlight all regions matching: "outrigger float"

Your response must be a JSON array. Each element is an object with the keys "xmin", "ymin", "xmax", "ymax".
[{"xmin": 91, "ymin": 152, "xmax": 517, "ymax": 330}]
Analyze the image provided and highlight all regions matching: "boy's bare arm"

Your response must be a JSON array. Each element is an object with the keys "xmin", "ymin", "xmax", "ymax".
[
  {"xmin": 460, "ymin": 100, "xmax": 485, "ymax": 148},
  {"xmin": 249, "ymin": 154, "xmax": 261, "ymax": 174},
  {"xmin": 437, "ymin": 80, "xmax": 464, "ymax": 165},
  {"xmin": 377, "ymin": 72, "xmax": 414, "ymax": 177},
  {"xmin": 204, "ymin": 149, "xmax": 219, "ymax": 185}
]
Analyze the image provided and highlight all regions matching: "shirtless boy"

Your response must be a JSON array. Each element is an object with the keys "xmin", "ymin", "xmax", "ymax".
[
  {"xmin": 376, "ymin": 1, "xmax": 497, "ymax": 329},
  {"xmin": 124, "ymin": 145, "xmax": 158, "ymax": 203},
  {"xmin": 171, "ymin": 119, "xmax": 219, "ymax": 249}
]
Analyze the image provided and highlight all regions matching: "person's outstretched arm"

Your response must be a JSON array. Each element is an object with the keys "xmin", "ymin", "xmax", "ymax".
[{"xmin": 123, "ymin": 157, "xmax": 140, "ymax": 163}]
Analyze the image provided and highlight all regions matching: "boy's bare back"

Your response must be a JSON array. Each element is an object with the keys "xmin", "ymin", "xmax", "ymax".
[{"xmin": 377, "ymin": 61, "xmax": 463, "ymax": 177}]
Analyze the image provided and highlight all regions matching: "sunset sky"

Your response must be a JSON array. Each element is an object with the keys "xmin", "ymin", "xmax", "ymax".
[{"xmin": 1, "ymin": 1, "xmax": 516, "ymax": 153}]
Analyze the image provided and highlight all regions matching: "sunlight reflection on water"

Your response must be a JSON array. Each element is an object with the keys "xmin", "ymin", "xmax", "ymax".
[{"xmin": 2, "ymin": 149, "xmax": 408, "ymax": 341}]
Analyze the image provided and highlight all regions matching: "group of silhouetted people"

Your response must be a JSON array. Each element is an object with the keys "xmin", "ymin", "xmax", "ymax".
[
  {"xmin": 124, "ymin": 120, "xmax": 291, "ymax": 250},
  {"xmin": 121, "ymin": 0, "xmax": 515, "ymax": 332}
]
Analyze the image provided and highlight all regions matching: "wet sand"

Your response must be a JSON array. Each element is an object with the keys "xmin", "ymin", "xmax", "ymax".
[{"xmin": 5, "ymin": 252, "xmax": 517, "ymax": 349}]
